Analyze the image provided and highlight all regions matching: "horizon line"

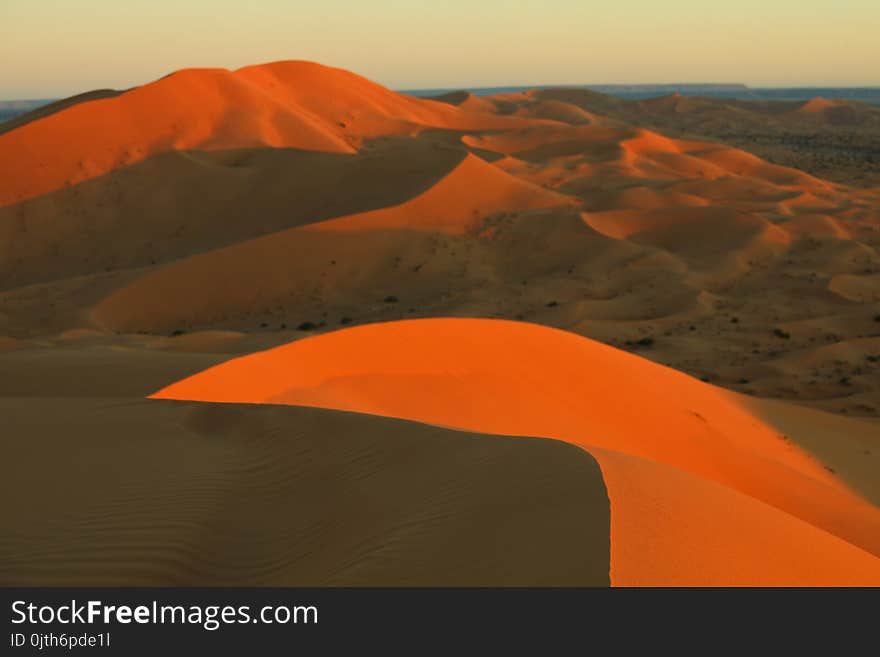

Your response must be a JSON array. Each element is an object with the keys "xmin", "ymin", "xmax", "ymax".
[{"xmin": 5, "ymin": 82, "xmax": 880, "ymax": 104}]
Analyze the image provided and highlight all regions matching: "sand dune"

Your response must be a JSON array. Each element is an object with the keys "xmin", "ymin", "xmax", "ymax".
[
  {"xmin": 152, "ymin": 318, "xmax": 880, "ymax": 585},
  {"xmin": 89, "ymin": 153, "xmax": 572, "ymax": 333},
  {"xmin": 0, "ymin": 89, "xmax": 122, "ymax": 137},
  {"xmin": 798, "ymin": 98, "xmax": 840, "ymax": 114},
  {"xmin": 531, "ymin": 88, "xmax": 880, "ymax": 186},
  {"xmin": 0, "ymin": 61, "xmax": 535, "ymax": 208},
  {"xmin": 0, "ymin": 139, "xmax": 468, "ymax": 290},
  {"xmin": 2, "ymin": 60, "xmax": 880, "ymax": 586},
  {"xmin": 3, "ymin": 97, "xmax": 878, "ymax": 413}
]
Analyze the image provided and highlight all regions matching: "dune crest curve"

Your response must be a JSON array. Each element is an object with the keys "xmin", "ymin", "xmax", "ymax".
[{"xmin": 152, "ymin": 318, "xmax": 880, "ymax": 585}]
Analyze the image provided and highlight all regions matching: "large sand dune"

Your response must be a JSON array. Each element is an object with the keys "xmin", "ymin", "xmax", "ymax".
[
  {"xmin": 152, "ymin": 318, "xmax": 880, "ymax": 585},
  {"xmin": 2, "ymin": 61, "xmax": 879, "ymax": 586},
  {"xmin": 0, "ymin": 61, "xmax": 538, "ymax": 209}
]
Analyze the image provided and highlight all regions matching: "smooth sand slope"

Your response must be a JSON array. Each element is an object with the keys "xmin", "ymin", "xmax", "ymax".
[
  {"xmin": 0, "ymin": 329, "xmax": 610, "ymax": 587},
  {"xmin": 1, "ymin": 396, "xmax": 609, "ymax": 586},
  {"xmin": 153, "ymin": 318, "xmax": 880, "ymax": 585},
  {"xmin": 0, "ymin": 61, "xmax": 535, "ymax": 208},
  {"xmin": 90, "ymin": 153, "xmax": 571, "ymax": 332}
]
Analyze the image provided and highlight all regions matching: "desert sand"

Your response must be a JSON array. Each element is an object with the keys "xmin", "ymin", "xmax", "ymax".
[
  {"xmin": 1, "ymin": 61, "xmax": 879, "ymax": 586},
  {"xmin": 152, "ymin": 318, "xmax": 880, "ymax": 585},
  {"xmin": 516, "ymin": 89, "xmax": 880, "ymax": 188}
]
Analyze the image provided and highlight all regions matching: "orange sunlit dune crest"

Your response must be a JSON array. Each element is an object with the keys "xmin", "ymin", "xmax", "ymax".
[
  {"xmin": 152, "ymin": 318, "xmax": 880, "ymax": 585},
  {"xmin": 0, "ymin": 60, "xmax": 537, "ymax": 208},
  {"xmin": 88, "ymin": 152, "xmax": 572, "ymax": 333}
]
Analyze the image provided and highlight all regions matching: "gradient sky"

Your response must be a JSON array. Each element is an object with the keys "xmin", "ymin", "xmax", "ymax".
[{"xmin": 2, "ymin": 0, "xmax": 878, "ymax": 99}]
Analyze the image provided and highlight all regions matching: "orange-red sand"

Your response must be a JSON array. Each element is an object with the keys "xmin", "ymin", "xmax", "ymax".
[
  {"xmin": 5, "ymin": 60, "xmax": 880, "ymax": 587},
  {"xmin": 0, "ymin": 61, "xmax": 534, "ymax": 208},
  {"xmin": 153, "ymin": 318, "xmax": 880, "ymax": 585}
]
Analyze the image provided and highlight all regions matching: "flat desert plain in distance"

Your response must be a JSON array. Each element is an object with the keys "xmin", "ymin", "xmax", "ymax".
[{"xmin": 1, "ymin": 62, "xmax": 879, "ymax": 585}]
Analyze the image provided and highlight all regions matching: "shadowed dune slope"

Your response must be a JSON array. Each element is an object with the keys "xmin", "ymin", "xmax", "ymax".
[
  {"xmin": 1, "ymin": 397, "xmax": 609, "ymax": 586},
  {"xmin": 0, "ymin": 140, "xmax": 468, "ymax": 290},
  {"xmin": 153, "ymin": 318, "xmax": 880, "ymax": 585},
  {"xmin": 90, "ymin": 154, "xmax": 571, "ymax": 333}
]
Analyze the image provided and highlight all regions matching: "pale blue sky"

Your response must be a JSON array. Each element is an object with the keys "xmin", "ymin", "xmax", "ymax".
[{"xmin": 2, "ymin": 0, "xmax": 878, "ymax": 98}]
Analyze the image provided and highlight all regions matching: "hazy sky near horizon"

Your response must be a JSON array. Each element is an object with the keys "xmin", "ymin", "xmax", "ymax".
[{"xmin": 2, "ymin": 0, "xmax": 878, "ymax": 98}]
